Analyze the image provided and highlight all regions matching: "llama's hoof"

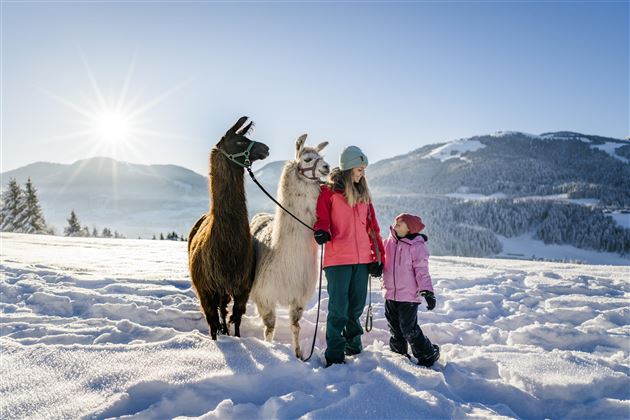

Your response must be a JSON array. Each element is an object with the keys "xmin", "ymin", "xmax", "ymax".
[{"xmin": 295, "ymin": 348, "xmax": 303, "ymax": 359}]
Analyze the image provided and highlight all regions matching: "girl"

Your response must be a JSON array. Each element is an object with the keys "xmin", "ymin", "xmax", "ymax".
[
  {"xmin": 382, "ymin": 213, "xmax": 440, "ymax": 367},
  {"xmin": 313, "ymin": 145, "xmax": 385, "ymax": 367}
]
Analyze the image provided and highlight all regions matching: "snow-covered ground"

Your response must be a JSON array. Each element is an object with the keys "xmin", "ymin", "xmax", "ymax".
[
  {"xmin": 496, "ymin": 233, "xmax": 630, "ymax": 266},
  {"xmin": 1, "ymin": 233, "xmax": 629, "ymax": 419},
  {"xmin": 609, "ymin": 212, "xmax": 630, "ymax": 230},
  {"xmin": 540, "ymin": 133, "xmax": 591, "ymax": 143},
  {"xmin": 445, "ymin": 192, "xmax": 601, "ymax": 207},
  {"xmin": 445, "ymin": 192, "xmax": 508, "ymax": 201},
  {"xmin": 591, "ymin": 143, "xmax": 630, "ymax": 164},
  {"xmin": 423, "ymin": 139, "xmax": 486, "ymax": 162}
]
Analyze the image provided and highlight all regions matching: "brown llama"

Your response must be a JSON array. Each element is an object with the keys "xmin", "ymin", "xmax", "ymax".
[{"xmin": 188, "ymin": 116, "xmax": 270, "ymax": 340}]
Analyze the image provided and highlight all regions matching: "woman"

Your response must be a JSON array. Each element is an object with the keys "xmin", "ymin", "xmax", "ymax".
[{"xmin": 313, "ymin": 145, "xmax": 385, "ymax": 366}]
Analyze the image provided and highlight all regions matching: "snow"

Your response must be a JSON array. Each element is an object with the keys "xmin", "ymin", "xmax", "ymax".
[
  {"xmin": 424, "ymin": 139, "xmax": 486, "ymax": 162},
  {"xmin": 445, "ymin": 192, "xmax": 508, "ymax": 201},
  {"xmin": 491, "ymin": 131, "xmax": 540, "ymax": 139},
  {"xmin": 609, "ymin": 212, "xmax": 630, "ymax": 229},
  {"xmin": 540, "ymin": 133, "xmax": 591, "ymax": 143},
  {"xmin": 591, "ymin": 143, "xmax": 629, "ymax": 163},
  {"xmin": 513, "ymin": 193, "xmax": 600, "ymax": 206},
  {"xmin": 445, "ymin": 192, "xmax": 601, "ymax": 208},
  {"xmin": 1, "ymin": 233, "xmax": 629, "ymax": 419},
  {"xmin": 496, "ymin": 233, "xmax": 630, "ymax": 265}
]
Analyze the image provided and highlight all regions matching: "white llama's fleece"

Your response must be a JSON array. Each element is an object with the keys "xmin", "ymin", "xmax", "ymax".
[{"xmin": 250, "ymin": 159, "xmax": 321, "ymax": 310}]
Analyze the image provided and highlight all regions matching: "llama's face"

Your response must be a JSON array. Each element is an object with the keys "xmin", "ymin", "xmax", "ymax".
[
  {"xmin": 299, "ymin": 150, "xmax": 330, "ymax": 178},
  {"xmin": 295, "ymin": 134, "xmax": 330, "ymax": 180},
  {"xmin": 218, "ymin": 116, "xmax": 270, "ymax": 164}
]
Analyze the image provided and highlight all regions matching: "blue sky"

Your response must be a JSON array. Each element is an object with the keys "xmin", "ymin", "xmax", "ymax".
[{"xmin": 2, "ymin": 1, "xmax": 628, "ymax": 176}]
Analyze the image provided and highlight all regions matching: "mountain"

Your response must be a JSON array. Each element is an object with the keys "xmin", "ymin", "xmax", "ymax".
[
  {"xmin": 2, "ymin": 131, "xmax": 629, "ymax": 262},
  {"xmin": 244, "ymin": 160, "xmax": 287, "ymax": 215},
  {"xmin": 369, "ymin": 131, "xmax": 630, "ymax": 203},
  {"xmin": 368, "ymin": 131, "xmax": 630, "ymax": 260},
  {"xmin": 0, "ymin": 157, "xmax": 286, "ymax": 238},
  {"xmin": 1, "ymin": 157, "xmax": 209, "ymax": 238}
]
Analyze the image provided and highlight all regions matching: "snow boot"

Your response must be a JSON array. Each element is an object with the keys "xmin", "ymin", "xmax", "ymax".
[
  {"xmin": 416, "ymin": 344, "xmax": 440, "ymax": 367},
  {"xmin": 325, "ymin": 357, "xmax": 346, "ymax": 368}
]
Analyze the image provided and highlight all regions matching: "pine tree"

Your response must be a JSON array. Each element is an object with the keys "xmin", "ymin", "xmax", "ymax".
[
  {"xmin": 160, "ymin": 233, "xmax": 164, "ymax": 240},
  {"xmin": 102, "ymin": 228, "xmax": 112, "ymax": 238},
  {"xmin": 20, "ymin": 178, "xmax": 48, "ymax": 234},
  {"xmin": 64, "ymin": 210, "xmax": 82, "ymax": 236},
  {"xmin": 1, "ymin": 178, "xmax": 26, "ymax": 232},
  {"xmin": 152, "ymin": 234, "xmax": 156, "ymax": 240},
  {"xmin": 81, "ymin": 225, "xmax": 90, "ymax": 237},
  {"xmin": 92, "ymin": 227, "xmax": 99, "ymax": 237}
]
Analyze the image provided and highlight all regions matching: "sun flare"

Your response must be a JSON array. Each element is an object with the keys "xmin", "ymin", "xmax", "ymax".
[
  {"xmin": 39, "ymin": 54, "xmax": 189, "ymax": 198},
  {"xmin": 42, "ymin": 53, "xmax": 187, "ymax": 162},
  {"xmin": 93, "ymin": 112, "xmax": 132, "ymax": 145}
]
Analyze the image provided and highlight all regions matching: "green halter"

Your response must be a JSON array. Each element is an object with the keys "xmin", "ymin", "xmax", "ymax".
[{"xmin": 219, "ymin": 140, "xmax": 255, "ymax": 168}]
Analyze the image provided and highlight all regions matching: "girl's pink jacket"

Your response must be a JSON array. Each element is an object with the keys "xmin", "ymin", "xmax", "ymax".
[
  {"xmin": 313, "ymin": 185, "xmax": 385, "ymax": 268},
  {"xmin": 382, "ymin": 228, "xmax": 433, "ymax": 303}
]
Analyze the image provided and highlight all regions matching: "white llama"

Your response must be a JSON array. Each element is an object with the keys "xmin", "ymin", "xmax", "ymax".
[{"xmin": 250, "ymin": 134, "xmax": 330, "ymax": 359}]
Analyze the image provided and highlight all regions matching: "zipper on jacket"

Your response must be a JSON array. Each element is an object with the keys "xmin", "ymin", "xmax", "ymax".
[
  {"xmin": 353, "ymin": 206, "xmax": 360, "ymax": 264},
  {"xmin": 392, "ymin": 242, "xmax": 398, "ymax": 300}
]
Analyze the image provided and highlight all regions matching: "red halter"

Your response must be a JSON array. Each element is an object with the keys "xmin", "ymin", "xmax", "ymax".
[{"xmin": 298, "ymin": 157, "xmax": 323, "ymax": 180}]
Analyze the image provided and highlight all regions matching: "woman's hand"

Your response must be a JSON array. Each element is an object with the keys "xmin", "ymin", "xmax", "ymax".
[
  {"xmin": 314, "ymin": 230, "xmax": 331, "ymax": 245},
  {"xmin": 367, "ymin": 262, "xmax": 383, "ymax": 277}
]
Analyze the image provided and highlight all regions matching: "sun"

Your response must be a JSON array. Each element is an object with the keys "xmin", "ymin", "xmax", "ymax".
[
  {"xmin": 38, "ymin": 53, "xmax": 189, "ymax": 199},
  {"xmin": 41, "ymin": 52, "xmax": 187, "ymax": 161},
  {"xmin": 93, "ymin": 111, "xmax": 132, "ymax": 145}
]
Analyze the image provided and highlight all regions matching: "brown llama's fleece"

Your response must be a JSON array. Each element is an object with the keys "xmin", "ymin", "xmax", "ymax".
[{"xmin": 188, "ymin": 148, "xmax": 255, "ymax": 339}]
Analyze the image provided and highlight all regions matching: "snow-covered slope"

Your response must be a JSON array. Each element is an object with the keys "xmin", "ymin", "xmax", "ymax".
[
  {"xmin": 0, "ymin": 157, "xmax": 283, "ymax": 238},
  {"xmin": 369, "ymin": 131, "xmax": 630, "ymax": 259},
  {"xmin": 1, "ymin": 157, "xmax": 210, "ymax": 238},
  {"xmin": 3, "ymin": 131, "xmax": 629, "ymax": 258},
  {"xmin": 1, "ymin": 233, "xmax": 628, "ymax": 419},
  {"xmin": 541, "ymin": 132, "xmax": 629, "ymax": 163},
  {"xmin": 423, "ymin": 138, "xmax": 486, "ymax": 162}
]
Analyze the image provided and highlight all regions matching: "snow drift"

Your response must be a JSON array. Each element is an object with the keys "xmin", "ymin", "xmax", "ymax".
[{"xmin": 1, "ymin": 233, "xmax": 628, "ymax": 419}]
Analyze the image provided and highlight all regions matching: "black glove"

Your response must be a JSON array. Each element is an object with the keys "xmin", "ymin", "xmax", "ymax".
[
  {"xmin": 314, "ymin": 230, "xmax": 331, "ymax": 245},
  {"xmin": 367, "ymin": 262, "xmax": 383, "ymax": 277},
  {"xmin": 420, "ymin": 291, "xmax": 436, "ymax": 310}
]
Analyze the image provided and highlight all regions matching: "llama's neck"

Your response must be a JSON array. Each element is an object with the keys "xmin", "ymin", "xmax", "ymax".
[
  {"xmin": 272, "ymin": 161, "xmax": 320, "ymax": 245},
  {"xmin": 209, "ymin": 150, "xmax": 249, "ymax": 228}
]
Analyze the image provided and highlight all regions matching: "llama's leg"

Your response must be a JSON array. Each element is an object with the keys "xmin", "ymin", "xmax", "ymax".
[
  {"xmin": 197, "ymin": 289, "xmax": 221, "ymax": 340},
  {"xmin": 219, "ymin": 293, "xmax": 230, "ymax": 335},
  {"xmin": 290, "ymin": 302, "xmax": 305, "ymax": 359},
  {"xmin": 256, "ymin": 302, "xmax": 276, "ymax": 342},
  {"xmin": 230, "ymin": 290, "xmax": 249, "ymax": 337}
]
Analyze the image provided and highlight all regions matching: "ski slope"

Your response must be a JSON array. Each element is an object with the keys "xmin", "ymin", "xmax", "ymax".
[{"xmin": 1, "ymin": 233, "xmax": 628, "ymax": 419}]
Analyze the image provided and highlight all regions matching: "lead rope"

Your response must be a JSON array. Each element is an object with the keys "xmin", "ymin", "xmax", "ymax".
[
  {"xmin": 247, "ymin": 167, "xmax": 316, "ymax": 232},
  {"xmin": 365, "ymin": 206, "xmax": 382, "ymax": 333},
  {"xmin": 246, "ymin": 166, "xmax": 324, "ymax": 362},
  {"xmin": 365, "ymin": 275, "xmax": 373, "ymax": 332},
  {"xmin": 302, "ymin": 245, "xmax": 324, "ymax": 362}
]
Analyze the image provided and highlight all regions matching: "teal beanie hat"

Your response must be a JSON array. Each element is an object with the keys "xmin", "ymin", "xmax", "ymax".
[{"xmin": 339, "ymin": 146, "xmax": 369, "ymax": 171}]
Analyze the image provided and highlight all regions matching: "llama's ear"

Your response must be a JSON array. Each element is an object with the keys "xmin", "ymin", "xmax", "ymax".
[
  {"xmin": 316, "ymin": 141, "xmax": 329, "ymax": 152},
  {"xmin": 295, "ymin": 134, "xmax": 307, "ymax": 158},
  {"xmin": 227, "ymin": 116, "xmax": 249, "ymax": 136},
  {"xmin": 237, "ymin": 121, "xmax": 254, "ymax": 136}
]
